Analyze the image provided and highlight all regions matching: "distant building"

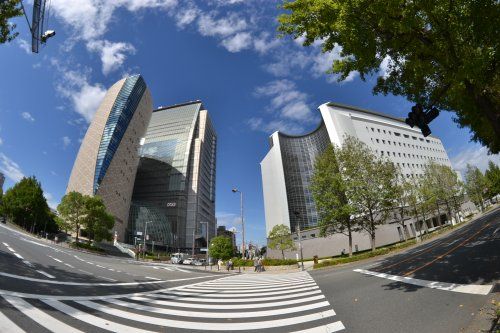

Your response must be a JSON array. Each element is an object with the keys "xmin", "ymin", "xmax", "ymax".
[
  {"xmin": 261, "ymin": 102, "xmax": 457, "ymax": 258},
  {"xmin": 217, "ymin": 225, "xmax": 236, "ymax": 250},
  {"xmin": 128, "ymin": 101, "xmax": 217, "ymax": 252},
  {"xmin": 67, "ymin": 74, "xmax": 153, "ymax": 242},
  {"xmin": 0, "ymin": 172, "xmax": 4, "ymax": 192}
]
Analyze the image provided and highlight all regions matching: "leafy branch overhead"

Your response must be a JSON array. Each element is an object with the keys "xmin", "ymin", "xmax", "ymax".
[
  {"xmin": 0, "ymin": 0, "xmax": 23, "ymax": 44},
  {"xmin": 279, "ymin": 0, "xmax": 500, "ymax": 152}
]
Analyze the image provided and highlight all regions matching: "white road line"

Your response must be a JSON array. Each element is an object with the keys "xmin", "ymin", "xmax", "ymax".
[
  {"xmin": 98, "ymin": 276, "xmax": 117, "ymax": 282},
  {"xmin": 14, "ymin": 253, "xmax": 24, "ymax": 259},
  {"xmin": 290, "ymin": 321, "xmax": 345, "ymax": 333},
  {"xmin": 64, "ymin": 263, "xmax": 74, "ymax": 268},
  {"xmin": 151, "ymin": 289, "xmax": 323, "ymax": 303},
  {"xmin": 78, "ymin": 269, "xmax": 93, "ymax": 275},
  {"xmin": 105, "ymin": 298, "xmax": 331, "ymax": 319},
  {"xmin": 22, "ymin": 260, "xmax": 34, "ymax": 268},
  {"xmin": 195, "ymin": 280, "xmax": 315, "ymax": 289},
  {"xmin": 48, "ymin": 256, "xmax": 62, "ymax": 263},
  {"xmin": 161, "ymin": 267, "xmax": 173, "ymax": 271},
  {"xmin": 130, "ymin": 294, "xmax": 326, "ymax": 310},
  {"xmin": 354, "ymin": 269, "xmax": 494, "ymax": 295},
  {"xmin": 180, "ymin": 282, "xmax": 317, "ymax": 294},
  {"xmin": 3, "ymin": 296, "xmax": 85, "ymax": 333},
  {"xmin": 43, "ymin": 300, "xmax": 153, "ymax": 333},
  {"xmin": 36, "ymin": 270, "xmax": 55, "ymax": 279},
  {"xmin": 2, "ymin": 242, "xmax": 9, "ymax": 247},
  {"xmin": 76, "ymin": 300, "xmax": 337, "ymax": 331},
  {"xmin": 0, "ymin": 307, "xmax": 26, "ymax": 333},
  {"xmin": 95, "ymin": 265, "xmax": 105, "ymax": 268},
  {"xmin": 145, "ymin": 276, "xmax": 162, "ymax": 281},
  {"xmin": 7, "ymin": 247, "xmax": 15, "ymax": 252},
  {"xmin": 173, "ymin": 267, "xmax": 191, "ymax": 273}
]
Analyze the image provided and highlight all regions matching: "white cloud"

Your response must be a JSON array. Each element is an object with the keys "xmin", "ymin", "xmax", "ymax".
[
  {"xmin": 0, "ymin": 153, "xmax": 25, "ymax": 182},
  {"xmin": 56, "ymin": 69, "xmax": 107, "ymax": 123},
  {"xmin": 0, "ymin": 137, "xmax": 3, "ymax": 145},
  {"xmin": 253, "ymin": 32, "xmax": 281, "ymax": 55},
  {"xmin": 17, "ymin": 39, "xmax": 31, "ymax": 54},
  {"xmin": 87, "ymin": 40, "xmax": 136, "ymax": 75},
  {"xmin": 62, "ymin": 136, "xmax": 72, "ymax": 149},
  {"xmin": 221, "ymin": 32, "xmax": 252, "ymax": 52},
  {"xmin": 247, "ymin": 117, "xmax": 304, "ymax": 135},
  {"xmin": 197, "ymin": 12, "xmax": 248, "ymax": 37},
  {"xmin": 44, "ymin": 192, "xmax": 58, "ymax": 210},
  {"xmin": 451, "ymin": 146, "xmax": 500, "ymax": 175},
  {"xmin": 255, "ymin": 80, "xmax": 314, "ymax": 122},
  {"xmin": 21, "ymin": 112, "xmax": 35, "ymax": 122},
  {"xmin": 216, "ymin": 212, "xmax": 242, "ymax": 230},
  {"xmin": 175, "ymin": 5, "xmax": 200, "ymax": 28}
]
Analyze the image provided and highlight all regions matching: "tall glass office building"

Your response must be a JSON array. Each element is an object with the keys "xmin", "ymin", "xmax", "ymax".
[
  {"xmin": 67, "ymin": 75, "xmax": 153, "ymax": 241},
  {"xmin": 127, "ymin": 101, "xmax": 217, "ymax": 251}
]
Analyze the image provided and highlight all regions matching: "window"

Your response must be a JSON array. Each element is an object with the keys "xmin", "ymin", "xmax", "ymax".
[
  {"xmin": 383, "ymin": 130, "xmax": 386, "ymax": 134},
  {"xmin": 378, "ymin": 129, "xmax": 381, "ymax": 133},
  {"xmin": 371, "ymin": 128, "xmax": 374, "ymax": 132},
  {"xmin": 376, "ymin": 139, "xmax": 380, "ymax": 143},
  {"xmin": 394, "ymin": 132, "xmax": 401, "ymax": 136},
  {"xmin": 382, "ymin": 140, "xmax": 385, "ymax": 144},
  {"xmin": 404, "ymin": 134, "xmax": 409, "ymax": 138}
]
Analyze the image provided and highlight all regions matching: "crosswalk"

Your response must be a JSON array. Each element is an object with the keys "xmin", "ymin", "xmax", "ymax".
[{"xmin": 0, "ymin": 272, "xmax": 345, "ymax": 332}]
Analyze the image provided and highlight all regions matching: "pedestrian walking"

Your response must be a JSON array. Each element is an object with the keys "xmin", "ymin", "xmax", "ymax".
[
  {"xmin": 226, "ymin": 259, "xmax": 233, "ymax": 271},
  {"xmin": 253, "ymin": 257, "xmax": 259, "ymax": 272},
  {"xmin": 217, "ymin": 259, "xmax": 223, "ymax": 271},
  {"xmin": 257, "ymin": 257, "xmax": 263, "ymax": 273}
]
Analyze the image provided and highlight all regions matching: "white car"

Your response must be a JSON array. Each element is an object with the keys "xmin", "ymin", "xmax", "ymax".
[{"xmin": 182, "ymin": 258, "xmax": 195, "ymax": 265}]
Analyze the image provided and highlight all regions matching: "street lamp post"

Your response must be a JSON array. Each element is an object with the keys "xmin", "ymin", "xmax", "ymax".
[
  {"xmin": 143, "ymin": 221, "xmax": 151, "ymax": 259},
  {"xmin": 293, "ymin": 211, "xmax": 305, "ymax": 271},
  {"xmin": 232, "ymin": 188, "xmax": 245, "ymax": 259}
]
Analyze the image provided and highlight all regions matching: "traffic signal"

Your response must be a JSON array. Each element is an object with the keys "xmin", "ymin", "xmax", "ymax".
[{"xmin": 405, "ymin": 104, "xmax": 440, "ymax": 137}]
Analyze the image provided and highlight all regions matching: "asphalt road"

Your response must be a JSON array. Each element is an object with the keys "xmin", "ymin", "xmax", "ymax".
[{"xmin": 310, "ymin": 208, "xmax": 500, "ymax": 333}]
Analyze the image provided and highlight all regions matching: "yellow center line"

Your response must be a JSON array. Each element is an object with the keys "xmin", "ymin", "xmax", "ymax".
[
  {"xmin": 403, "ymin": 222, "xmax": 491, "ymax": 277},
  {"xmin": 375, "ymin": 225, "xmax": 477, "ymax": 271}
]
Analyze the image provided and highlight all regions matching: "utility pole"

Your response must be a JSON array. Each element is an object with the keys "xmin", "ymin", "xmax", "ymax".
[
  {"xmin": 143, "ymin": 221, "xmax": 151, "ymax": 259},
  {"xmin": 232, "ymin": 188, "xmax": 245, "ymax": 258},
  {"xmin": 293, "ymin": 211, "xmax": 305, "ymax": 271}
]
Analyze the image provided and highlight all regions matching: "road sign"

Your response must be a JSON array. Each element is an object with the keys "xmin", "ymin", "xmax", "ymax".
[{"xmin": 136, "ymin": 231, "xmax": 143, "ymax": 236}]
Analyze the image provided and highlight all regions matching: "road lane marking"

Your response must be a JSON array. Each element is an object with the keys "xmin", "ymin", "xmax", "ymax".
[
  {"xmin": 22, "ymin": 260, "xmax": 34, "ymax": 268},
  {"xmin": 3, "ymin": 296, "xmax": 85, "ymax": 333},
  {"xmin": 64, "ymin": 263, "xmax": 74, "ymax": 268},
  {"xmin": 145, "ymin": 276, "xmax": 162, "ymax": 280},
  {"xmin": 290, "ymin": 321, "xmax": 345, "ymax": 333},
  {"xmin": 0, "ymin": 271, "xmax": 215, "ymax": 286},
  {"xmin": 48, "ymin": 255, "xmax": 62, "ymax": 263},
  {"xmin": 78, "ymin": 269, "xmax": 93, "ymax": 275},
  {"xmin": 14, "ymin": 253, "xmax": 24, "ymax": 259},
  {"xmin": 354, "ymin": 269, "xmax": 493, "ymax": 295},
  {"xmin": 2, "ymin": 242, "xmax": 9, "ymax": 247},
  {"xmin": 96, "ymin": 264, "xmax": 105, "ymax": 268},
  {"xmin": 0, "ymin": 308, "xmax": 26, "ymax": 333},
  {"xmin": 36, "ymin": 271, "xmax": 55, "ymax": 279},
  {"xmin": 403, "ymin": 222, "xmax": 492, "ymax": 276}
]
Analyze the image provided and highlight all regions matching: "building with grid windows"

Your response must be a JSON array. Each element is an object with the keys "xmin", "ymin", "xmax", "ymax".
[
  {"xmin": 127, "ymin": 101, "xmax": 217, "ymax": 252},
  {"xmin": 261, "ymin": 102, "xmax": 456, "ymax": 258},
  {"xmin": 67, "ymin": 74, "xmax": 153, "ymax": 242}
]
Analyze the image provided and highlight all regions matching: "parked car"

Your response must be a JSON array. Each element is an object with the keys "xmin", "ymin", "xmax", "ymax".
[
  {"xmin": 193, "ymin": 259, "xmax": 206, "ymax": 266},
  {"xmin": 182, "ymin": 258, "xmax": 195, "ymax": 265}
]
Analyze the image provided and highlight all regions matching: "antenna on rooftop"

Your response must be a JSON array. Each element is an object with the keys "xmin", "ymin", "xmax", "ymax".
[{"xmin": 19, "ymin": 0, "xmax": 55, "ymax": 53}]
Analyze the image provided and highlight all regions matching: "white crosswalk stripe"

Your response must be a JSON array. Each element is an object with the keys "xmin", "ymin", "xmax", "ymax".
[{"xmin": 0, "ymin": 272, "xmax": 345, "ymax": 332}]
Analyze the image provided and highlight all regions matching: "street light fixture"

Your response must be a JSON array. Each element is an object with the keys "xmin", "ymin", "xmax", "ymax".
[
  {"xmin": 293, "ymin": 211, "xmax": 305, "ymax": 271},
  {"xmin": 232, "ymin": 188, "xmax": 245, "ymax": 259}
]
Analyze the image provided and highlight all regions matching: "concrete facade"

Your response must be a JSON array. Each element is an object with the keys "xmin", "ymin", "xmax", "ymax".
[
  {"xmin": 262, "ymin": 101, "xmax": 460, "ymax": 259},
  {"xmin": 67, "ymin": 75, "xmax": 152, "ymax": 241}
]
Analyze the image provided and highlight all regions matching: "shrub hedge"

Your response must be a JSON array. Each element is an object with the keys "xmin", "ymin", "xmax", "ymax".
[{"xmin": 70, "ymin": 242, "xmax": 105, "ymax": 253}]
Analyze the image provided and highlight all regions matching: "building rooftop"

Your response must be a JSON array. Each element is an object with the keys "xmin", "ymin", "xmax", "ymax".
[{"xmin": 154, "ymin": 100, "xmax": 203, "ymax": 112}]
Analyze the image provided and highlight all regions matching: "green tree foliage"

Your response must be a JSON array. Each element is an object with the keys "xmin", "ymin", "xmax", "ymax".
[
  {"xmin": 389, "ymin": 171, "xmax": 414, "ymax": 241},
  {"xmin": 268, "ymin": 224, "xmax": 295, "ymax": 259},
  {"xmin": 464, "ymin": 164, "xmax": 488, "ymax": 211},
  {"xmin": 57, "ymin": 191, "xmax": 86, "ymax": 243},
  {"xmin": 279, "ymin": 0, "xmax": 500, "ymax": 153},
  {"xmin": 421, "ymin": 162, "xmax": 463, "ymax": 223},
  {"xmin": 0, "ymin": 0, "xmax": 23, "ymax": 44},
  {"xmin": 82, "ymin": 196, "xmax": 114, "ymax": 243},
  {"xmin": 209, "ymin": 236, "xmax": 234, "ymax": 260},
  {"xmin": 1, "ymin": 176, "xmax": 52, "ymax": 233},
  {"xmin": 338, "ymin": 137, "xmax": 397, "ymax": 251},
  {"xmin": 311, "ymin": 144, "xmax": 357, "ymax": 256},
  {"xmin": 485, "ymin": 161, "xmax": 500, "ymax": 198}
]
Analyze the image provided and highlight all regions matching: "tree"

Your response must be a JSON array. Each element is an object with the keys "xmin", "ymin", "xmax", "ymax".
[
  {"xmin": 268, "ymin": 224, "xmax": 295, "ymax": 259},
  {"xmin": 311, "ymin": 144, "xmax": 357, "ymax": 256},
  {"xmin": 464, "ymin": 164, "xmax": 487, "ymax": 211},
  {"xmin": 279, "ymin": 0, "xmax": 500, "ymax": 153},
  {"xmin": 389, "ymin": 171, "xmax": 414, "ymax": 242},
  {"xmin": 485, "ymin": 161, "xmax": 500, "ymax": 198},
  {"xmin": 209, "ymin": 236, "xmax": 234, "ymax": 260},
  {"xmin": 82, "ymin": 196, "xmax": 114, "ymax": 243},
  {"xmin": 57, "ymin": 191, "xmax": 86, "ymax": 243},
  {"xmin": 1, "ymin": 176, "xmax": 51, "ymax": 233},
  {"xmin": 338, "ymin": 137, "xmax": 397, "ymax": 251},
  {"xmin": 0, "ymin": 0, "xmax": 23, "ymax": 44}
]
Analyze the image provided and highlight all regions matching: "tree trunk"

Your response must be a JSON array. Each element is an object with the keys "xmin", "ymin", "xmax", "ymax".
[
  {"xmin": 445, "ymin": 200, "xmax": 453, "ymax": 224},
  {"xmin": 281, "ymin": 249, "xmax": 284, "ymax": 260},
  {"xmin": 348, "ymin": 228, "xmax": 353, "ymax": 257},
  {"xmin": 75, "ymin": 224, "xmax": 79, "ymax": 243},
  {"xmin": 370, "ymin": 231, "xmax": 376, "ymax": 251},
  {"xmin": 436, "ymin": 202, "xmax": 442, "ymax": 226}
]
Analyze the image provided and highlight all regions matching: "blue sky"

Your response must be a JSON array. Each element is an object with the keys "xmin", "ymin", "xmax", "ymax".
[{"xmin": 0, "ymin": 0, "xmax": 498, "ymax": 246}]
